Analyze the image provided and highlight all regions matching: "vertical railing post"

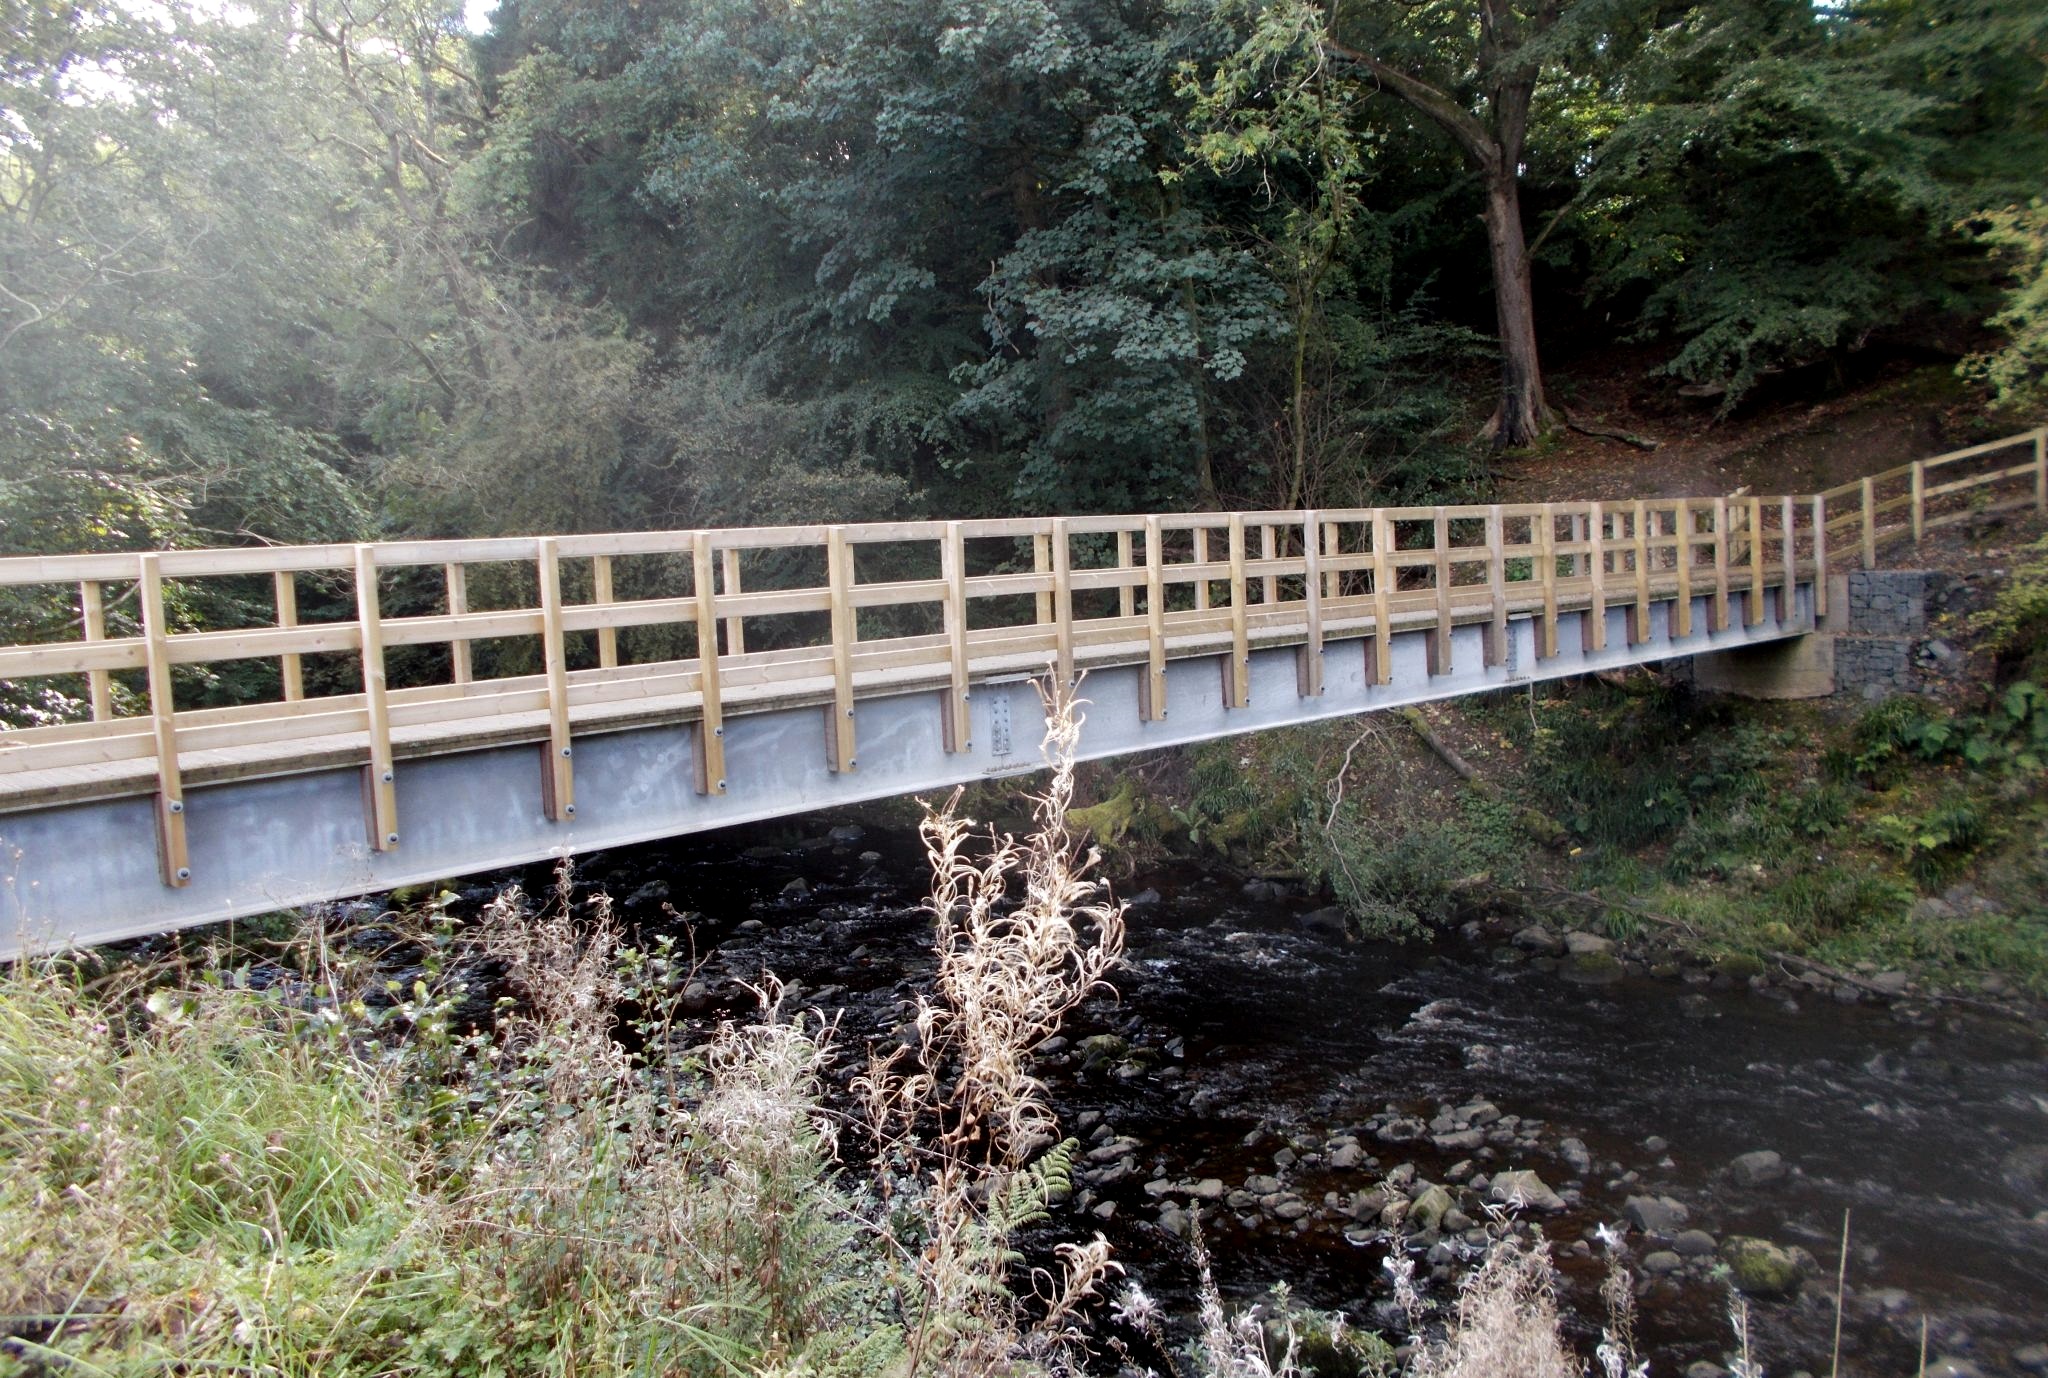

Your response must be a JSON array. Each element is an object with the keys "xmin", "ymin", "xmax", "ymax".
[
  {"xmin": 2034, "ymin": 427, "xmax": 2046, "ymax": 513},
  {"xmin": 1259, "ymin": 523, "xmax": 1278, "ymax": 606},
  {"xmin": 692, "ymin": 532, "xmax": 727, "ymax": 794},
  {"xmin": 1860, "ymin": 476, "xmax": 1877, "ymax": 569},
  {"xmin": 1710, "ymin": 497, "xmax": 1731, "ymax": 632},
  {"xmin": 1193, "ymin": 526, "xmax": 1211, "ymax": 611},
  {"xmin": 1812, "ymin": 494, "xmax": 1829, "ymax": 620},
  {"xmin": 272, "ymin": 572, "xmax": 303, "ymax": 702},
  {"xmin": 826, "ymin": 526, "xmax": 857, "ymax": 772},
  {"xmin": 1630, "ymin": 501, "xmax": 1651, "ymax": 645},
  {"xmin": 445, "ymin": 563, "xmax": 472, "ymax": 685},
  {"xmin": 1225, "ymin": 514, "xmax": 1249, "ymax": 707},
  {"xmin": 941, "ymin": 522, "xmax": 971, "ymax": 752},
  {"xmin": 1746, "ymin": 496, "xmax": 1766, "ymax": 626},
  {"xmin": 1485, "ymin": 505, "xmax": 1507, "ymax": 667},
  {"xmin": 80, "ymin": 580, "xmax": 112, "ymax": 720},
  {"xmin": 592, "ymin": 554, "xmax": 618, "ymax": 670},
  {"xmin": 1536, "ymin": 504, "xmax": 1559, "ymax": 660},
  {"xmin": 1672, "ymin": 500, "xmax": 1693, "ymax": 638},
  {"xmin": 1429, "ymin": 507, "xmax": 1452, "ymax": 674},
  {"xmin": 1370, "ymin": 511, "xmax": 1394, "ymax": 684},
  {"xmin": 721, "ymin": 547, "xmax": 747, "ymax": 657},
  {"xmin": 536, "ymin": 537, "xmax": 576, "ymax": 821},
  {"xmin": 1299, "ymin": 510, "xmax": 1325, "ymax": 697},
  {"xmin": 1142, "ymin": 516, "xmax": 1167, "ymax": 720},
  {"xmin": 1778, "ymin": 496, "xmax": 1798, "ymax": 624},
  {"xmin": 1051, "ymin": 516, "xmax": 1075, "ymax": 688},
  {"xmin": 355, "ymin": 544, "xmax": 398, "ymax": 851},
  {"xmin": 1584, "ymin": 501, "xmax": 1608, "ymax": 653},
  {"xmin": 1910, "ymin": 461, "xmax": 1926, "ymax": 550},
  {"xmin": 1116, "ymin": 528, "xmax": 1135, "ymax": 620},
  {"xmin": 1322, "ymin": 520, "xmax": 1340, "ymax": 600},
  {"xmin": 1032, "ymin": 530, "xmax": 1053, "ymax": 625},
  {"xmin": 138, "ymin": 554, "xmax": 189, "ymax": 886}
]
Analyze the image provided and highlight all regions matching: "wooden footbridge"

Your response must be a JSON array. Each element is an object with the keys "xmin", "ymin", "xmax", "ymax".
[{"xmin": 3, "ymin": 430, "xmax": 2043, "ymax": 958}]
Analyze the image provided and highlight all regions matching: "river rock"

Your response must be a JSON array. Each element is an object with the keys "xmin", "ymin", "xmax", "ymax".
[
  {"xmin": 1329, "ymin": 1142, "xmax": 1365, "ymax": 1169},
  {"xmin": 1433, "ymin": 1128, "xmax": 1486, "ymax": 1152},
  {"xmin": 1673, "ymin": 1229, "xmax": 1718, "ymax": 1257},
  {"xmin": 1686, "ymin": 1364, "xmax": 1727, "ymax": 1378},
  {"xmin": 1489, "ymin": 1170, "xmax": 1565, "ymax": 1212},
  {"xmin": 1299, "ymin": 905, "xmax": 1349, "ymax": 936},
  {"xmin": 1410, "ymin": 1184, "xmax": 1455, "ymax": 1233},
  {"xmin": 1560, "ymin": 1137, "xmax": 1593, "ymax": 1175},
  {"xmin": 1730, "ymin": 1149, "xmax": 1788, "ymax": 1186},
  {"xmin": 1564, "ymin": 930, "xmax": 1615, "ymax": 955},
  {"xmin": 2001, "ymin": 1144, "xmax": 2048, "ymax": 1208},
  {"xmin": 1624, "ymin": 1194, "xmax": 1689, "ymax": 1233},
  {"xmin": 827, "ymin": 824, "xmax": 865, "ymax": 843},
  {"xmin": 1246, "ymin": 1174, "xmax": 1283, "ymax": 1195},
  {"xmin": 2011, "ymin": 1344, "xmax": 2048, "ymax": 1373},
  {"xmin": 1723, "ymin": 1236, "xmax": 1803, "ymax": 1297},
  {"xmin": 1077, "ymin": 1033, "xmax": 1129, "ymax": 1069},
  {"xmin": 1270, "ymin": 1196, "xmax": 1310, "ymax": 1221},
  {"xmin": 1378, "ymin": 1116, "xmax": 1427, "ymax": 1143},
  {"xmin": 1642, "ymin": 1250, "xmax": 1683, "ymax": 1275},
  {"xmin": 1458, "ymin": 1100, "xmax": 1503, "ymax": 1125},
  {"xmin": 1514, "ymin": 924, "xmax": 1564, "ymax": 955},
  {"xmin": 1565, "ymin": 950, "xmax": 1624, "ymax": 984}
]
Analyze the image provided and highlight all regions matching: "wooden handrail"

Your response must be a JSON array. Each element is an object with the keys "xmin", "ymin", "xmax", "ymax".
[{"xmin": 2, "ymin": 432, "xmax": 2042, "ymax": 888}]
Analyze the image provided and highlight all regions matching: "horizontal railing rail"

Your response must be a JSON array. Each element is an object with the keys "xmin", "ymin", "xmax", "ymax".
[{"xmin": 2, "ymin": 429, "xmax": 2042, "ymax": 890}]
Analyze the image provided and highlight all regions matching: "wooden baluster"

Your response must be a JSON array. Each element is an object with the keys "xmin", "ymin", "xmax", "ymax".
[
  {"xmin": 355, "ymin": 545, "xmax": 399, "ymax": 851},
  {"xmin": 1537, "ymin": 504, "xmax": 1559, "ymax": 660},
  {"xmin": 1812, "ymin": 494, "xmax": 1829, "ymax": 619},
  {"xmin": 1779, "ymin": 496, "xmax": 1798, "ymax": 624},
  {"xmin": 1051, "ymin": 516, "xmax": 1075, "ymax": 687},
  {"xmin": 1259, "ymin": 523, "xmax": 1278, "ymax": 606},
  {"xmin": 1630, "ymin": 501, "xmax": 1651, "ymax": 645},
  {"xmin": 1370, "ymin": 511, "xmax": 1394, "ymax": 683},
  {"xmin": 1672, "ymin": 499, "xmax": 1694, "ymax": 638},
  {"xmin": 941, "ymin": 522, "xmax": 971, "ymax": 751},
  {"xmin": 1860, "ymin": 476, "xmax": 1877, "ymax": 569},
  {"xmin": 138, "ymin": 555, "xmax": 190, "ymax": 885},
  {"xmin": 80, "ymin": 580, "xmax": 112, "ymax": 720},
  {"xmin": 1711, "ymin": 497, "xmax": 1732, "ymax": 632},
  {"xmin": 1194, "ymin": 527, "xmax": 1211, "ymax": 611},
  {"xmin": 270, "ymin": 571, "xmax": 303, "ymax": 703},
  {"xmin": 692, "ymin": 532, "xmax": 727, "ymax": 794},
  {"xmin": 445, "ymin": 563, "xmax": 472, "ymax": 685},
  {"xmin": 721, "ymin": 547, "xmax": 747, "ymax": 656},
  {"xmin": 536, "ymin": 537, "xmax": 576, "ymax": 821},
  {"xmin": 592, "ymin": 554, "xmax": 618, "ymax": 670},
  {"xmin": 1225, "ymin": 514, "xmax": 1249, "ymax": 707},
  {"xmin": 1116, "ymin": 529, "xmax": 1135, "ymax": 620},
  {"xmin": 1584, "ymin": 502, "xmax": 1608, "ymax": 652},
  {"xmin": 1299, "ymin": 510, "xmax": 1324, "ymax": 697},
  {"xmin": 826, "ymin": 526, "xmax": 857, "ymax": 772},
  {"xmin": 2035, "ymin": 427, "xmax": 2046, "ymax": 513},
  {"xmin": 1322, "ymin": 520, "xmax": 1340, "ymax": 600},
  {"xmin": 1910, "ymin": 461, "xmax": 1925, "ymax": 550},
  {"xmin": 1143, "ymin": 517, "xmax": 1167, "ymax": 720},
  {"xmin": 1746, "ymin": 496, "xmax": 1766, "ymax": 626},
  {"xmin": 1484, "ymin": 506, "xmax": 1508, "ymax": 668},
  {"xmin": 1033, "ymin": 531, "xmax": 1053, "ymax": 625},
  {"xmin": 1429, "ymin": 507, "xmax": 1452, "ymax": 675}
]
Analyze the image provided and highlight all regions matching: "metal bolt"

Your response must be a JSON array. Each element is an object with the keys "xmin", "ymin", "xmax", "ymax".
[
  {"xmin": 564, "ymin": 804, "xmax": 576, "ymax": 816},
  {"xmin": 167, "ymin": 800, "xmax": 183, "ymax": 814},
  {"xmin": 848, "ymin": 758, "xmax": 857, "ymax": 768},
  {"xmin": 386, "ymin": 832, "xmax": 399, "ymax": 845},
  {"xmin": 713, "ymin": 726, "xmax": 723, "ymax": 737},
  {"xmin": 561, "ymin": 746, "xmax": 572, "ymax": 758},
  {"xmin": 175, "ymin": 866, "xmax": 191, "ymax": 881},
  {"xmin": 845, "ymin": 707, "xmax": 854, "ymax": 718},
  {"xmin": 716, "ymin": 778, "xmax": 728, "ymax": 791},
  {"xmin": 381, "ymin": 770, "xmax": 394, "ymax": 783}
]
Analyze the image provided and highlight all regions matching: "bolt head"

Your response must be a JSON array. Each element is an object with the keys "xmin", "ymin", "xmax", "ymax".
[
  {"xmin": 561, "ymin": 746, "xmax": 572, "ymax": 758},
  {"xmin": 716, "ymin": 778, "xmax": 728, "ymax": 791},
  {"xmin": 564, "ymin": 804, "xmax": 576, "ymax": 816},
  {"xmin": 381, "ymin": 770, "xmax": 394, "ymax": 783},
  {"xmin": 167, "ymin": 800, "xmax": 183, "ymax": 814},
  {"xmin": 174, "ymin": 866, "xmax": 191, "ymax": 881},
  {"xmin": 386, "ymin": 832, "xmax": 399, "ymax": 845},
  {"xmin": 845, "ymin": 707, "xmax": 854, "ymax": 718},
  {"xmin": 848, "ymin": 758, "xmax": 857, "ymax": 768},
  {"xmin": 713, "ymin": 726, "xmax": 724, "ymax": 737}
]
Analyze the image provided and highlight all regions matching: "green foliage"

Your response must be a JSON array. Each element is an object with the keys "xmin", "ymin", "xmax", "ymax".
[
  {"xmin": 1964, "ymin": 200, "xmax": 2048, "ymax": 408},
  {"xmin": 1971, "ymin": 534, "xmax": 2048, "ymax": 674}
]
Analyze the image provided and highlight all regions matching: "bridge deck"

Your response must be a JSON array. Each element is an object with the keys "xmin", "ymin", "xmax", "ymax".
[{"xmin": 0, "ymin": 429, "xmax": 2041, "ymax": 957}]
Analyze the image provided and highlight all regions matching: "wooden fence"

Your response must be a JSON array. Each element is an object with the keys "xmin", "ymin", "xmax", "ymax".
[{"xmin": 1, "ymin": 429, "xmax": 2041, "ymax": 889}]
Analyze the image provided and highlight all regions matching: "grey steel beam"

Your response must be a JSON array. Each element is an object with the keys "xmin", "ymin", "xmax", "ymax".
[{"xmin": 0, "ymin": 588, "xmax": 1811, "ymax": 959}]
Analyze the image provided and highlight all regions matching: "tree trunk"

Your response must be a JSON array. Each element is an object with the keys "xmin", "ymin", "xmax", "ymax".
[{"xmin": 1481, "ymin": 165, "xmax": 1549, "ymax": 448}]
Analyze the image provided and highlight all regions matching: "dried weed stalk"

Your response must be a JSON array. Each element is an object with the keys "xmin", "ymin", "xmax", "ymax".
[{"xmin": 857, "ymin": 670, "xmax": 1128, "ymax": 1376}]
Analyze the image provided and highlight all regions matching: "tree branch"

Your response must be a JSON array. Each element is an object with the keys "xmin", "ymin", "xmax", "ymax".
[{"xmin": 1321, "ymin": 37, "xmax": 1498, "ymax": 172}]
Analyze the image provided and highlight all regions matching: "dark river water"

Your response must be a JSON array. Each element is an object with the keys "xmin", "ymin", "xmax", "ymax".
[{"xmin": 461, "ymin": 811, "xmax": 2048, "ymax": 1377}]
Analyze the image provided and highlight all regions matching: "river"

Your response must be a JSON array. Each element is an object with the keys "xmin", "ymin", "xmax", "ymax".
[{"xmin": 457, "ymin": 809, "xmax": 2048, "ymax": 1377}]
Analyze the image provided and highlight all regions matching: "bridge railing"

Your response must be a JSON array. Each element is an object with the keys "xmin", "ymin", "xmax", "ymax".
[
  {"xmin": 1820, "ymin": 427, "xmax": 2047, "ymax": 566},
  {"xmin": 2, "ymin": 431, "xmax": 2043, "ymax": 889}
]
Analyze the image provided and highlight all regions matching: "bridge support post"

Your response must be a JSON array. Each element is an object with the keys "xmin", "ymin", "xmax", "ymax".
[
  {"xmin": 1141, "ymin": 517, "xmax": 1167, "ymax": 720},
  {"xmin": 139, "ymin": 555, "xmax": 191, "ymax": 886},
  {"xmin": 692, "ymin": 533, "xmax": 727, "ymax": 794},
  {"xmin": 354, "ymin": 544, "xmax": 400, "ymax": 852},
  {"xmin": 826, "ymin": 526, "xmax": 857, "ymax": 772},
  {"xmin": 1298, "ymin": 511, "xmax": 1325, "ymax": 697},
  {"xmin": 537, "ymin": 538, "xmax": 577, "ymax": 821}
]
